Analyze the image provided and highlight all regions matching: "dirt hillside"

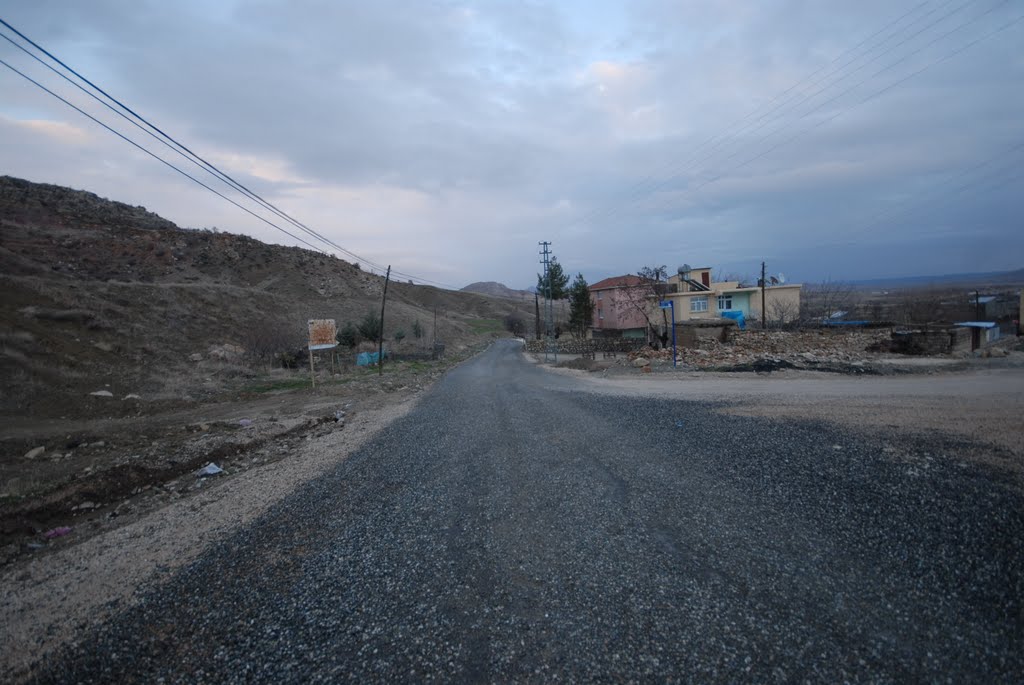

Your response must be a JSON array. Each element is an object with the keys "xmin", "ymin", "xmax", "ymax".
[
  {"xmin": 0, "ymin": 175, "xmax": 530, "ymax": 418},
  {"xmin": 461, "ymin": 280, "xmax": 533, "ymax": 301}
]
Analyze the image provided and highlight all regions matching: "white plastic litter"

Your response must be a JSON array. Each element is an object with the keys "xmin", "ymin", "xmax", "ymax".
[{"xmin": 196, "ymin": 462, "xmax": 225, "ymax": 477}]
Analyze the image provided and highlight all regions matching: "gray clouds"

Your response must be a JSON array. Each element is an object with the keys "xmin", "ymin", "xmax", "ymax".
[{"xmin": 0, "ymin": 0, "xmax": 1021, "ymax": 285}]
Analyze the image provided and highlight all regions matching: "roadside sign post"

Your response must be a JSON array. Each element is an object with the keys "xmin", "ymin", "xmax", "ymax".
[
  {"xmin": 659, "ymin": 300, "xmax": 676, "ymax": 368},
  {"xmin": 307, "ymin": 319, "xmax": 339, "ymax": 389}
]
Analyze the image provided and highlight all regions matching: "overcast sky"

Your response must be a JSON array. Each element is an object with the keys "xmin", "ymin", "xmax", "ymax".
[{"xmin": 1, "ymin": 0, "xmax": 1021, "ymax": 288}]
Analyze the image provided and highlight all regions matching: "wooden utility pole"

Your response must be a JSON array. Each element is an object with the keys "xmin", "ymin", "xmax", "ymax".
[
  {"xmin": 432, "ymin": 306, "xmax": 438, "ymax": 358},
  {"xmin": 378, "ymin": 265, "xmax": 391, "ymax": 376},
  {"xmin": 761, "ymin": 261, "xmax": 767, "ymax": 330}
]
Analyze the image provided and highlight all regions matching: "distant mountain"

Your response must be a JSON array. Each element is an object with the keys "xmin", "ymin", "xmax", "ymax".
[
  {"xmin": 849, "ymin": 268, "xmax": 1024, "ymax": 290},
  {"xmin": 461, "ymin": 281, "xmax": 533, "ymax": 300}
]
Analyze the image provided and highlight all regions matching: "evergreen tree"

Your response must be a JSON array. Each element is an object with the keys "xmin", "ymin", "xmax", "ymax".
[
  {"xmin": 357, "ymin": 310, "xmax": 382, "ymax": 341},
  {"xmin": 536, "ymin": 257, "xmax": 569, "ymax": 300},
  {"xmin": 337, "ymin": 321, "xmax": 361, "ymax": 348},
  {"xmin": 567, "ymin": 273, "xmax": 595, "ymax": 339}
]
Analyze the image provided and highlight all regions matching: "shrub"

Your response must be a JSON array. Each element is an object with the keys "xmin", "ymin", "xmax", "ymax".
[
  {"xmin": 357, "ymin": 310, "xmax": 382, "ymax": 341},
  {"xmin": 337, "ymin": 322, "xmax": 360, "ymax": 348}
]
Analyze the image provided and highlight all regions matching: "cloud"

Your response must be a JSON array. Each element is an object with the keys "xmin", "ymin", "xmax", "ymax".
[
  {"xmin": 4, "ymin": 116, "xmax": 91, "ymax": 145},
  {"xmin": 0, "ymin": 0, "xmax": 1021, "ymax": 287}
]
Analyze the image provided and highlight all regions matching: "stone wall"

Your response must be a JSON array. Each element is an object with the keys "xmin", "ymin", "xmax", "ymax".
[
  {"xmin": 887, "ymin": 327, "xmax": 972, "ymax": 355},
  {"xmin": 524, "ymin": 338, "xmax": 645, "ymax": 354}
]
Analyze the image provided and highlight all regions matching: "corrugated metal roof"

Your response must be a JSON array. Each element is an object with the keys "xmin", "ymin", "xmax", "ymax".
[{"xmin": 954, "ymin": 321, "xmax": 998, "ymax": 328}]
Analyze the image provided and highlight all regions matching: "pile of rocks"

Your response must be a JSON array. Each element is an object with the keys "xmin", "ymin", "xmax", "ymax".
[{"xmin": 629, "ymin": 328, "xmax": 895, "ymax": 371}]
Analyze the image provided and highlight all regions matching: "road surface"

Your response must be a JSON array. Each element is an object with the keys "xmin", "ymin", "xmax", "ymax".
[{"xmin": 40, "ymin": 340, "xmax": 1023, "ymax": 682}]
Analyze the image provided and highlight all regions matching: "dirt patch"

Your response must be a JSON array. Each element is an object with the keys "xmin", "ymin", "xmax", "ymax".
[
  {"xmin": 557, "ymin": 357, "xmax": 600, "ymax": 371},
  {"xmin": 0, "ymin": 351, "xmax": 479, "ymax": 568},
  {"xmin": 0, "ymin": 389, "xmax": 420, "ymax": 682}
]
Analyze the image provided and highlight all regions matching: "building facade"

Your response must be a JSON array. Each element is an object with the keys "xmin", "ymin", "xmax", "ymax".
[
  {"xmin": 588, "ymin": 266, "xmax": 803, "ymax": 338},
  {"xmin": 588, "ymin": 275, "xmax": 650, "ymax": 338}
]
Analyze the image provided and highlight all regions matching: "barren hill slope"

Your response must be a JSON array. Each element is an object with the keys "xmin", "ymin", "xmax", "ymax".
[
  {"xmin": 0, "ymin": 176, "xmax": 529, "ymax": 417},
  {"xmin": 461, "ymin": 281, "xmax": 532, "ymax": 300}
]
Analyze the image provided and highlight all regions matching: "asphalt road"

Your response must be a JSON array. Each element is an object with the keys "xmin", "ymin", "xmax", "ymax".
[{"xmin": 40, "ymin": 340, "xmax": 1023, "ymax": 682}]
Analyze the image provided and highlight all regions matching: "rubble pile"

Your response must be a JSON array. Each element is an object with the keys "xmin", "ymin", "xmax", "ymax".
[{"xmin": 635, "ymin": 328, "xmax": 895, "ymax": 371}]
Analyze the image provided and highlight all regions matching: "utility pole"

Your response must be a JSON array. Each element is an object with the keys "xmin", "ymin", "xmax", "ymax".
[
  {"xmin": 432, "ymin": 306, "xmax": 438, "ymax": 359},
  {"xmin": 975, "ymin": 290, "xmax": 982, "ymax": 319},
  {"xmin": 761, "ymin": 261, "xmax": 767, "ymax": 330},
  {"xmin": 534, "ymin": 292, "xmax": 541, "ymax": 341},
  {"xmin": 539, "ymin": 241, "xmax": 556, "ymax": 363},
  {"xmin": 378, "ymin": 265, "xmax": 391, "ymax": 376}
]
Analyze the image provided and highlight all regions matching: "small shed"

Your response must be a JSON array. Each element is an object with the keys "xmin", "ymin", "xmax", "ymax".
[{"xmin": 954, "ymin": 321, "xmax": 1000, "ymax": 351}]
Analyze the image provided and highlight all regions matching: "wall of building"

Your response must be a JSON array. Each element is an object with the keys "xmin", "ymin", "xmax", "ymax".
[
  {"xmin": 590, "ymin": 287, "xmax": 650, "ymax": 331},
  {"xmin": 749, "ymin": 285, "xmax": 802, "ymax": 323}
]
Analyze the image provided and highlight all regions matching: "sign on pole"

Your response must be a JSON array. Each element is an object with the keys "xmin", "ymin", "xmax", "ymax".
[
  {"xmin": 307, "ymin": 319, "xmax": 338, "ymax": 388},
  {"xmin": 308, "ymin": 319, "xmax": 338, "ymax": 350},
  {"xmin": 657, "ymin": 301, "xmax": 677, "ymax": 368}
]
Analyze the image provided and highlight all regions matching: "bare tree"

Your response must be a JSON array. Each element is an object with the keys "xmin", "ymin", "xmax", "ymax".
[
  {"xmin": 895, "ymin": 287, "xmax": 955, "ymax": 325},
  {"xmin": 801, "ymin": 280, "xmax": 858, "ymax": 322},
  {"xmin": 240, "ymin": 318, "xmax": 303, "ymax": 369},
  {"xmin": 612, "ymin": 265, "xmax": 670, "ymax": 347},
  {"xmin": 767, "ymin": 298, "xmax": 801, "ymax": 328},
  {"xmin": 503, "ymin": 312, "xmax": 527, "ymax": 337}
]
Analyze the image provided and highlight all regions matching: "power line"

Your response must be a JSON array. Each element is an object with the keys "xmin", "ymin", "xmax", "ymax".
[
  {"xmin": 569, "ymin": 0, "xmax": 1014, "ymax": 235},
  {"xmin": 0, "ymin": 30, "xmax": 321, "ymax": 242},
  {"xmin": 625, "ymin": 5, "xmax": 1023, "ymax": 225},
  {"xmin": 0, "ymin": 56, "xmax": 328, "ymax": 254},
  {"xmin": 0, "ymin": 16, "xmax": 458, "ymax": 289},
  {"xmin": 836, "ymin": 142, "xmax": 1024, "ymax": 243},
  {"xmin": 560, "ymin": 0, "xmax": 939, "ymax": 234},
  {"xmin": 0, "ymin": 18, "xmax": 340, "ymax": 255}
]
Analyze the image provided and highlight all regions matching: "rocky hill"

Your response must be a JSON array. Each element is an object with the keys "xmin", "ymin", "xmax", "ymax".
[
  {"xmin": 0, "ymin": 176, "xmax": 530, "ymax": 417},
  {"xmin": 461, "ymin": 281, "xmax": 532, "ymax": 300}
]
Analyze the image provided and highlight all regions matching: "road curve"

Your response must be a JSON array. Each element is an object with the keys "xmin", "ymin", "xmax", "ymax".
[{"xmin": 39, "ymin": 340, "xmax": 1023, "ymax": 682}]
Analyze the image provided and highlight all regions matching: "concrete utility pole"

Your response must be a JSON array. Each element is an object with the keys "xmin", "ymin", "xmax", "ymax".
[
  {"xmin": 534, "ymin": 292, "xmax": 541, "ymax": 341},
  {"xmin": 761, "ymin": 261, "xmax": 767, "ymax": 330},
  {"xmin": 539, "ymin": 241, "xmax": 556, "ymax": 363},
  {"xmin": 378, "ymin": 265, "xmax": 391, "ymax": 377}
]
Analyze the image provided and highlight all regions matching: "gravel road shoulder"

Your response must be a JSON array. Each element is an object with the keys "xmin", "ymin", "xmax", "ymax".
[
  {"xmin": 0, "ymin": 396, "xmax": 417, "ymax": 682},
  {"xmin": 537, "ymin": 358, "xmax": 1024, "ymax": 477}
]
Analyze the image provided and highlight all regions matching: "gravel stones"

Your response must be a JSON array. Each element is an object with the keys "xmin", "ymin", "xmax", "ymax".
[{"xmin": 34, "ymin": 341, "xmax": 1024, "ymax": 682}]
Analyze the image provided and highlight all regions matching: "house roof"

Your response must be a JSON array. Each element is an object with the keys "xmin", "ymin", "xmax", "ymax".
[
  {"xmin": 954, "ymin": 321, "xmax": 997, "ymax": 328},
  {"xmin": 590, "ymin": 275, "xmax": 644, "ymax": 290}
]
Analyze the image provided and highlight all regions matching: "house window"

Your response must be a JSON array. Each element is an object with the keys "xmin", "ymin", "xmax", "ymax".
[
  {"xmin": 691, "ymin": 296, "xmax": 708, "ymax": 313},
  {"xmin": 597, "ymin": 291, "xmax": 603, "ymax": 300},
  {"xmin": 718, "ymin": 295, "xmax": 733, "ymax": 310},
  {"xmin": 598, "ymin": 307, "xmax": 603, "ymax": 320}
]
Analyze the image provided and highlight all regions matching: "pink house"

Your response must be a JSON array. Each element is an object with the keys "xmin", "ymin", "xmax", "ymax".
[{"xmin": 589, "ymin": 275, "xmax": 650, "ymax": 338}]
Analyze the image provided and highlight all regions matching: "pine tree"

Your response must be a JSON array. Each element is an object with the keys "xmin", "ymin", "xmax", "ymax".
[
  {"xmin": 536, "ymin": 257, "xmax": 569, "ymax": 300},
  {"xmin": 567, "ymin": 273, "xmax": 595, "ymax": 339}
]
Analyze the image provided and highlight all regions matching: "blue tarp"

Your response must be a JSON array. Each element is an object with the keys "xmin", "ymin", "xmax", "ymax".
[
  {"xmin": 356, "ymin": 350, "xmax": 388, "ymax": 366},
  {"xmin": 720, "ymin": 310, "xmax": 745, "ymax": 330}
]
